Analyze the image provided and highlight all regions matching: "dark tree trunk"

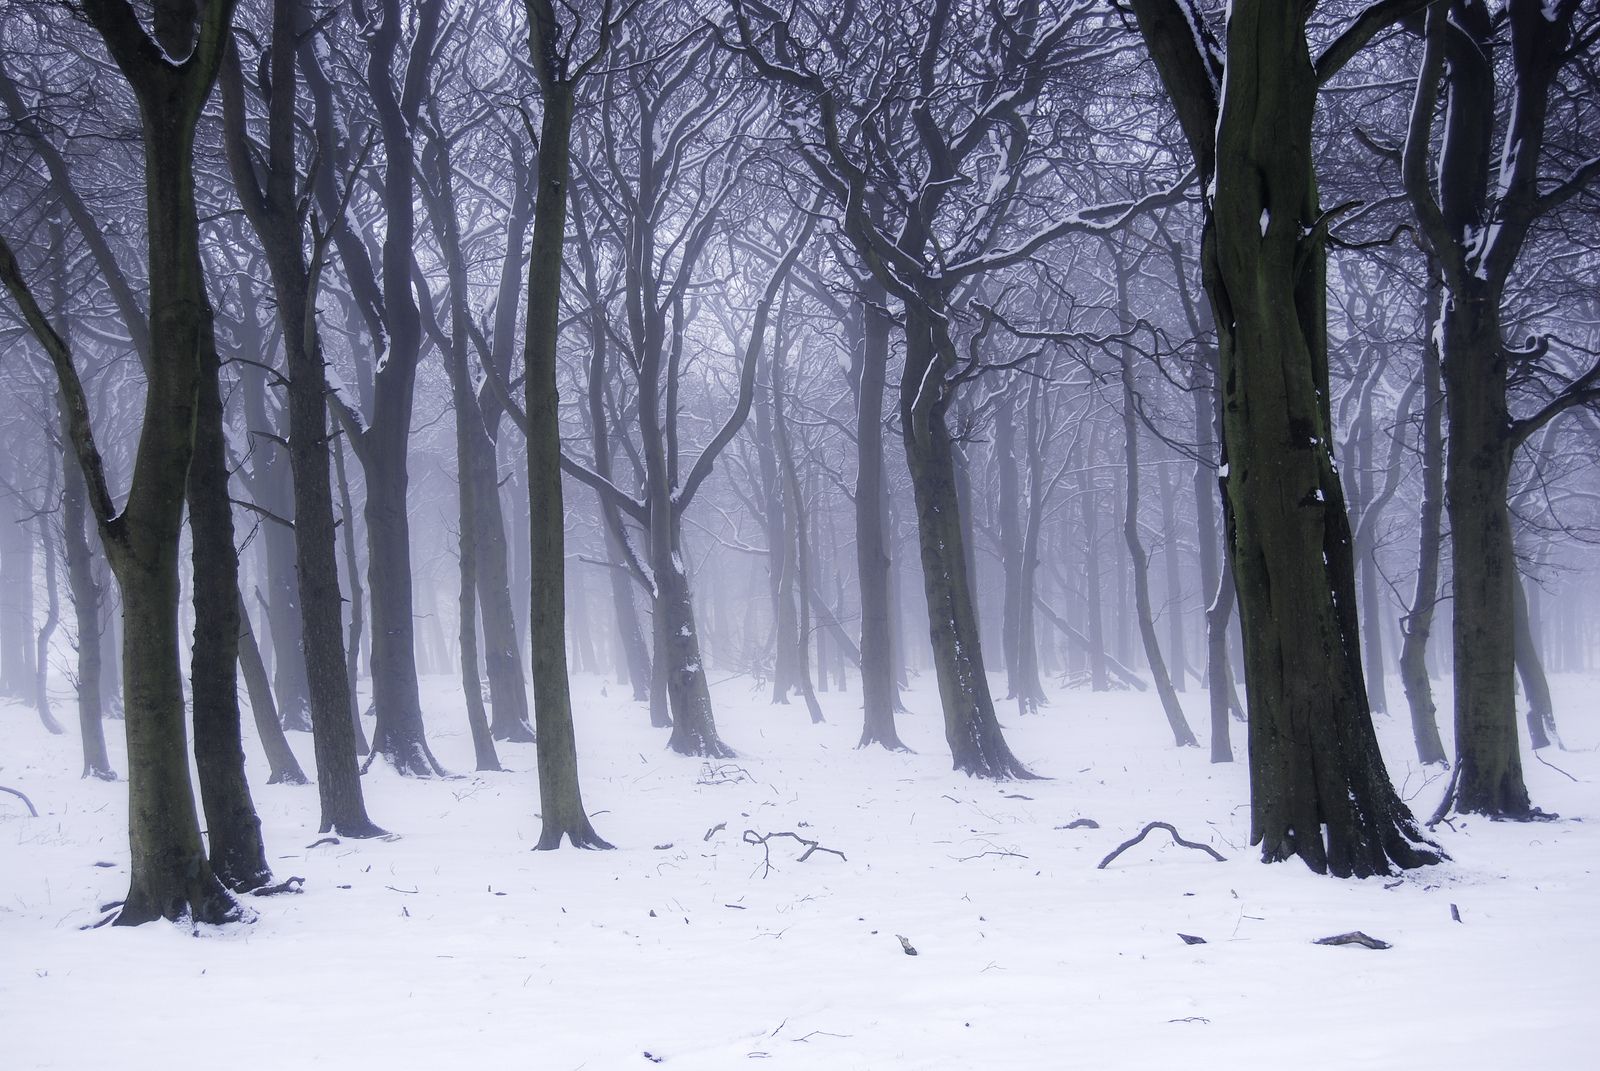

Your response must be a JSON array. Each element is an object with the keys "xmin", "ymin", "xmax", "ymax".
[
  {"xmin": 1, "ymin": 0, "xmax": 253, "ymax": 924},
  {"xmin": 900, "ymin": 310, "xmax": 1031, "ymax": 779},
  {"xmin": 188, "ymin": 305, "xmax": 272, "ymax": 892},
  {"xmin": 418, "ymin": 113, "xmax": 506, "ymax": 770},
  {"xmin": 1399, "ymin": 0, "xmax": 1582, "ymax": 819},
  {"xmin": 1441, "ymin": 291, "xmax": 1530, "ymax": 815},
  {"xmin": 522, "ymin": 17, "xmax": 611, "ymax": 847},
  {"xmin": 1133, "ymin": 0, "xmax": 1440, "ymax": 875},
  {"xmin": 994, "ymin": 385, "xmax": 1030, "ymax": 710},
  {"xmin": 221, "ymin": 7, "xmax": 381, "ymax": 835},
  {"xmin": 235, "ymin": 285, "xmax": 312, "ymax": 734},
  {"xmin": 351, "ymin": 0, "xmax": 443, "ymax": 777}
]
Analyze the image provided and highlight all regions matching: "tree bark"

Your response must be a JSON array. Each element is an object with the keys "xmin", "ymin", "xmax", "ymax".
[
  {"xmin": 900, "ymin": 309, "xmax": 1031, "ymax": 779},
  {"xmin": 523, "ymin": 6, "xmax": 611, "ymax": 847},
  {"xmin": 221, "ymin": 6, "xmax": 382, "ymax": 834},
  {"xmin": 1133, "ymin": 0, "xmax": 1440, "ymax": 875}
]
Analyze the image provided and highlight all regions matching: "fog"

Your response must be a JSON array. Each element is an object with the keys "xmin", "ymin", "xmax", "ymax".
[{"xmin": 1, "ymin": 0, "xmax": 1598, "ymax": 1064}]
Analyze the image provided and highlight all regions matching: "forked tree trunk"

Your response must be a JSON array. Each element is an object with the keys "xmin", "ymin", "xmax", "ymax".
[{"xmin": 221, "ymin": 9, "xmax": 381, "ymax": 835}]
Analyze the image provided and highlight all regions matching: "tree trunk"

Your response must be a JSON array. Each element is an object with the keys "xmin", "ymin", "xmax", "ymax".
[
  {"xmin": 1441, "ymin": 290, "xmax": 1532, "ymax": 816},
  {"xmin": 1077, "ymin": 462, "xmax": 1109, "ymax": 692},
  {"xmin": 221, "ymin": 9, "xmax": 381, "ymax": 834},
  {"xmin": 34, "ymin": 493, "xmax": 65, "ymax": 735},
  {"xmin": 1205, "ymin": 1, "xmax": 1437, "ymax": 875},
  {"xmin": 1512, "ymin": 571, "xmax": 1558, "ymax": 750},
  {"xmin": 187, "ymin": 312, "xmax": 272, "ymax": 892},
  {"xmin": 1118, "ymin": 324, "xmax": 1198, "ymax": 747},
  {"xmin": 900, "ymin": 310, "xmax": 1030, "ymax": 779},
  {"xmin": 853, "ymin": 280, "xmax": 904, "ymax": 748},
  {"xmin": 0, "ymin": 452, "xmax": 34, "ymax": 698},
  {"xmin": 520, "ymin": 56, "xmax": 609, "ymax": 847},
  {"xmin": 333, "ymin": 436, "xmax": 371, "ymax": 761},
  {"xmin": 1399, "ymin": 274, "xmax": 1448, "ymax": 766},
  {"xmin": 236, "ymin": 595, "xmax": 306, "ymax": 785},
  {"xmin": 59, "ymin": 394, "xmax": 114, "ymax": 779},
  {"xmin": 1156, "ymin": 461, "xmax": 1188, "ymax": 692}
]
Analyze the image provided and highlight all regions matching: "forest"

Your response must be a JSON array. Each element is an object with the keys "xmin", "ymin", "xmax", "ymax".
[{"xmin": 1, "ymin": 0, "xmax": 1597, "ymax": 1067}]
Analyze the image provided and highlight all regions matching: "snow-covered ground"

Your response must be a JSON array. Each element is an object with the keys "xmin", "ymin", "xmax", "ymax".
[{"xmin": 2, "ymin": 670, "xmax": 1596, "ymax": 1070}]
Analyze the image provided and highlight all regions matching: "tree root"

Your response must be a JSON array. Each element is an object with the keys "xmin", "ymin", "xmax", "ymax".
[{"xmin": 1097, "ymin": 821, "xmax": 1227, "ymax": 869}]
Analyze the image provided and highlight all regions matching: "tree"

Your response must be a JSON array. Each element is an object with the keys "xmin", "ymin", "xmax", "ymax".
[
  {"xmin": 1, "ymin": 0, "xmax": 252, "ymax": 923},
  {"xmin": 221, "ymin": 0, "xmax": 386, "ymax": 835},
  {"xmin": 1399, "ymin": 0, "xmax": 1600, "ymax": 818},
  {"xmin": 1131, "ymin": 0, "xmax": 1442, "ymax": 875},
  {"xmin": 519, "ymin": 0, "xmax": 618, "ymax": 848}
]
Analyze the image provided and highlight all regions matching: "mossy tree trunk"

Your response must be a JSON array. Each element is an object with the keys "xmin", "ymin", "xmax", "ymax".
[
  {"xmin": 0, "ymin": 0, "xmax": 252, "ymax": 923},
  {"xmin": 1134, "ymin": 0, "xmax": 1440, "ymax": 875}
]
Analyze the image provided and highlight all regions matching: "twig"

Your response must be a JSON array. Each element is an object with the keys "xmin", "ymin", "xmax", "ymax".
[
  {"xmin": 0, "ymin": 784, "xmax": 38, "ymax": 817},
  {"xmin": 1533, "ymin": 750, "xmax": 1582, "ymax": 783},
  {"xmin": 1097, "ymin": 821, "xmax": 1227, "ymax": 869},
  {"xmin": 742, "ymin": 829, "xmax": 847, "ymax": 877}
]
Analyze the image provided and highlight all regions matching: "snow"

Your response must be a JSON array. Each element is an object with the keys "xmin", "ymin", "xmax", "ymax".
[{"xmin": 3, "ymin": 670, "xmax": 1598, "ymax": 1069}]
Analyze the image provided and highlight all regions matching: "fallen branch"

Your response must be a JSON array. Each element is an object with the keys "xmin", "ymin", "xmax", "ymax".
[
  {"xmin": 957, "ymin": 850, "xmax": 1029, "ymax": 862},
  {"xmin": 742, "ymin": 829, "xmax": 847, "ymax": 877},
  {"xmin": 1533, "ymin": 750, "xmax": 1582, "ymax": 783},
  {"xmin": 1097, "ymin": 821, "xmax": 1226, "ymax": 869},
  {"xmin": 699, "ymin": 763, "xmax": 756, "ymax": 786},
  {"xmin": 1034, "ymin": 597, "xmax": 1148, "ymax": 691},
  {"xmin": 1056, "ymin": 818, "xmax": 1099, "ymax": 830},
  {"xmin": 0, "ymin": 784, "xmax": 38, "ymax": 817}
]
